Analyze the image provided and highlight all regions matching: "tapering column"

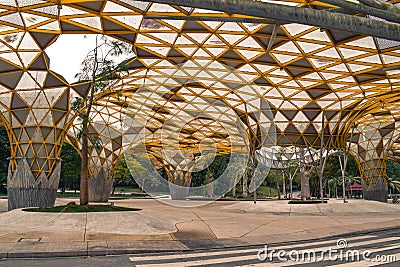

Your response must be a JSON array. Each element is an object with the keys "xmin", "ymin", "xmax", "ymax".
[
  {"xmin": 299, "ymin": 148, "xmax": 311, "ymax": 200},
  {"xmin": 88, "ymin": 168, "xmax": 114, "ymax": 202},
  {"xmin": 350, "ymin": 121, "xmax": 400, "ymax": 202},
  {"xmin": 165, "ymin": 168, "xmax": 192, "ymax": 200},
  {"xmin": 162, "ymin": 150, "xmax": 195, "ymax": 200},
  {"xmin": 7, "ymin": 157, "xmax": 61, "ymax": 210},
  {"xmin": 67, "ymin": 106, "xmax": 125, "ymax": 203},
  {"xmin": 0, "ymin": 32, "xmax": 71, "ymax": 209},
  {"xmin": 359, "ymin": 159, "xmax": 388, "ymax": 202}
]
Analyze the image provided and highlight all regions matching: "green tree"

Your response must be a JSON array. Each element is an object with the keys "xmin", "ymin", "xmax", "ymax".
[
  {"xmin": 386, "ymin": 160, "xmax": 400, "ymax": 179},
  {"xmin": 112, "ymin": 156, "xmax": 142, "ymax": 194},
  {"xmin": 0, "ymin": 126, "xmax": 10, "ymax": 194},
  {"xmin": 324, "ymin": 176, "xmax": 340, "ymax": 198},
  {"xmin": 386, "ymin": 161, "xmax": 400, "ymax": 196},
  {"xmin": 387, "ymin": 177, "xmax": 400, "ymax": 195},
  {"xmin": 72, "ymin": 35, "xmax": 131, "ymax": 205},
  {"xmin": 321, "ymin": 152, "xmax": 360, "ymax": 198},
  {"xmin": 59, "ymin": 143, "xmax": 81, "ymax": 193},
  {"xmin": 323, "ymin": 153, "xmax": 359, "ymax": 180},
  {"xmin": 192, "ymin": 154, "xmax": 229, "ymax": 187},
  {"xmin": 284, "ymin": 158, "xmax": 299, "ymax": 200}
]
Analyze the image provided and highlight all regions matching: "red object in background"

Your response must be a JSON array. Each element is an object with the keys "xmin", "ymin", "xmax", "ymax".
[{"xmin": 346, "ymin": 183, "xmax": 363, "ymax": 191}]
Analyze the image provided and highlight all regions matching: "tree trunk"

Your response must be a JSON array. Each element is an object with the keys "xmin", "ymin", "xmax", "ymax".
[
  {"xmin": 242, "ymin": 174, "xmax": 248, "ymax": 198},
  {"xmin": 276, "ymin": 171, "xmax": 281, "ymax": 200},
  {"xmin": 80, "ymin": 132, "xmax": 89, "ymax": 205},
  {"xmin": 88, "ymin": 169, "xmax": 113, "ymax": 202},
  {"xmin": 282, "ymin": 171, "xmax": 286, "ymax": 199},
  {"xmin": 141, "ymin": 0, "xmax": 400, "ymax": 41},
  {"xmin": 290, "ymin": 176, "xmax": 293, "ymax": 200},
  {"xmin": 300, "ymin": 148, "xmax": 311, "ymax": 200},
  {"xmin": 206, "ymin": 168, "xmax": 213, "ymax": 197},
  {"xmin": 301, "ymin": 171, "xmax": 311, "ymax": 200},
  {"xmin": 269, "ymin": 178, "xmax": 272, "ymax": 196}
]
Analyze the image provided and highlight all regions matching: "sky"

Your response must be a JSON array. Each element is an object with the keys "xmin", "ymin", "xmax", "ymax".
[
  {"xmin": 46, "ymin": 34, "xmax": 135, "ymax": 84},
  {"xmin": 45, "ymin": 34, "xmax": 99, "ymax": 84}
]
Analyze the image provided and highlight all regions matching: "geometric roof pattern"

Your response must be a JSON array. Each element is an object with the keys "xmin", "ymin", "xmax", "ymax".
[
  {"xmin": 0, "ymin": 1, "xmax": 400, "ymax": 188},
  {"xmin": 256, "ymin": 146, "xmax": 333, "ymax": 170}
]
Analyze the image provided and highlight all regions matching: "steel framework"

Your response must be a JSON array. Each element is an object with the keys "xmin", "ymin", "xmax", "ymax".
[{"xmin": 0, "ymin": 0, "xmax": 399, "ymax": 208}]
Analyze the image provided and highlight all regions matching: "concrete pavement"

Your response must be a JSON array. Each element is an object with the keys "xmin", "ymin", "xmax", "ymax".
[{"xmin": 0, "ymin": 198, "xmax": 399, "ymax": 258}]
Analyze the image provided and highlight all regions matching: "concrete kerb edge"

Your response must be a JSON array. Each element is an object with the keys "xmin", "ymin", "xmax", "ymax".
[{"xmin": 1, "ymin": 224, "xmax": 400, "ymax": 259}]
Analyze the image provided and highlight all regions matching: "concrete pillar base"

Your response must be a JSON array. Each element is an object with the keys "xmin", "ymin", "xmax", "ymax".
[
  {"xmin": 167, "ymin": 169, "xmax": 192, "ymax": 200},
  {"xmin": 88, "ymin": 169, "xmax": 113, "ymax": 202},
  {"xmin": 7, "ymin": 158, "xmax": 61, "ymax": 210},
  {"xmin": 8, "ymin": 188, "xmax": 57, "ymax": 210},
  {"xmin": 169, "ymin": 183, "xmax": 190, "ymax": 200},
  {"xmin": 362, "ymin": 179, "xmax": 388, "ymax": 203}
]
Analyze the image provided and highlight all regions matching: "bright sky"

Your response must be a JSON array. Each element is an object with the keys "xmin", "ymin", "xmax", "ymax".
[
  {"xmin": 45, "ymin": 34, "xmax": 99, "ymax": 84},
  {"xmin": 46, "ymin": 34, "xmax": 135, "ymax": 84}
]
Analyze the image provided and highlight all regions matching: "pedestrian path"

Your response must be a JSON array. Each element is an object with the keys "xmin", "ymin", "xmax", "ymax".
[
  {"xmin": 129, "ymin": 229, "xmax": 400, "ymax": 266},
  {"xmin": 0, "ymin": 198, "xmax": 400, "ymax": 259}
]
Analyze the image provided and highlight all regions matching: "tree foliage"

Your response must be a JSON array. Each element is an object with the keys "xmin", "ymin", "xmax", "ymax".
[
  {"xmin": 323, "ymin": 152, "xmax": 360, "ymax": 180},
  {"xmin": 191, "ymin": 154, "xmax": 229, "ymax": 187},
  {"xmin": 59, "ymin": 142, "xmax": 81, "ymax": 193},
  {"xmin": 113, "ymin": 156, "xmax": 144, "ymax": 187},
  {"xmin": 386, "ymin": 160, "xmax": 400, "ymax": 195},
  {"xmin": 386, "ymin": 160, "xmax": 400, "ymax": 179}
]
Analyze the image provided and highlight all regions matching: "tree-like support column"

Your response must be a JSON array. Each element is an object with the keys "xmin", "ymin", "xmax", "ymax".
[
  {"xmin": 7, "ymin": 157, "xmax": 61, "ymax": 210},
  {"xmin": 165, "ymin": 168, "xmax": 192, "ymax": 200},
  {"xmin": 359, "ymin": 159, "xmax": 388, "ymax": 202},
  {"xmin": 0, "ymin": 33, "xmax": 69, "ymax": 210},
  {"xmin": 67, "ymin": 116, "xmax": 125, "ymax": 203},
  {"xmin": 5, "ymin": 87, "xmax": 69, "ymax": 210},
  {"xmin": 160, "ymin": 148, "xmax": 195, "ymax": 200},
  {"xmin": 88, "ymin": 168, "xmax": 114, "ymax": 202},
  {"xmin": 350, "ymin": 120, "xmax": 400, "ymax": 203}
]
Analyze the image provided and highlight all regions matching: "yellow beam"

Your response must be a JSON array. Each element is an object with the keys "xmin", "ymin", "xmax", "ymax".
[{"xmin": 51, "ymin": 0, "xmax": 100, "ymax": 4}]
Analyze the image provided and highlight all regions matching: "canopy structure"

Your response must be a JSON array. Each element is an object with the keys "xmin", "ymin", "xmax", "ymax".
[
  {"xmin": 0, "ymin": 0, "xmax": 399, "ymax": 208},
  {"xmin": 255, "ymin": 146, "xmax": 334, "ymax": 170}
]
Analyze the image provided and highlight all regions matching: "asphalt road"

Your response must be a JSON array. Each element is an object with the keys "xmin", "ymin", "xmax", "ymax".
[
  {"xmin": 0, "ymin": 255, "xmax": 133, "ymax": 267},
  {"xmin": 1, "ymin": 229, "xmax": 399, "ymax": 266}
]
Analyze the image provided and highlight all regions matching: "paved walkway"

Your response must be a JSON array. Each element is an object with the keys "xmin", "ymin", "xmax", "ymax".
[{"xmin": 0, "ymin": 198, "xmax": 399, "ymax": 258}]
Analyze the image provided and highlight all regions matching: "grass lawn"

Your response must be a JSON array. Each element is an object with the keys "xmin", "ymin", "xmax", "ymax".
[
  {"xmin": 56, "ymin": 186, "xmax": 280, "ymax": 200},
  {"xmin": 23, "ymin": 202, "xmax": 141, "ymax": 213},
  {"xmin": 288, "ymin": 199, "xmax": 328, "ymax": 204},
  {"xmin": 226, "ymin": 186, "xmax": 279, "ymax": 198},
  {"xmin": 257, "ymin": 186, "xmax": 279, "ymax": 197},
  {"xmin": 56, "ymin": 188, "xmax": 150, "ymax": 199},
  {"xmin": 113, "ymin": 186, "xmax": 143, "ymax": 194},
  {"xmin": 57, "ymin": 192, "xmax": 80, "ymax": 198}
]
